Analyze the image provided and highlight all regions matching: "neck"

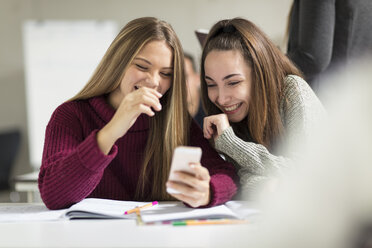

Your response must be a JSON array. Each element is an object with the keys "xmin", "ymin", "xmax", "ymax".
[{"xmin": 107, "ymin": 88, "xmax": 122, "ymax": 109}]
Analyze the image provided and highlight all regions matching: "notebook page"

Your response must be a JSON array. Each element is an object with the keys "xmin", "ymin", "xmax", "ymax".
[
  {"xmin": 66, "ymin": 198, "xmax": 151, "ymax": 218},
  {"xmin": 140, "ymin": 202, "xmax": 239, "ymax": 223}
]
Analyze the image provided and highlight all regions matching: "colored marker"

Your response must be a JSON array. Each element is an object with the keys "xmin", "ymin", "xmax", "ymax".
[
  {"xmin": 124, "ymin": 201, "xmax": 158, "ymax": 215},
  {"xmin": 172, "ymin": 219, "xmax": 248, "ymax": 226}
]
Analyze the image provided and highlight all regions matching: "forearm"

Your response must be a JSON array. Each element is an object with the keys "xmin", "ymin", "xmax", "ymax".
[
  {"xmin": 39, "ymin": 129, "xmax": 117, "ymax": 209},
  {"xmin": 215, "ymin": 127, "xmax": 290, "ymax": 175},
  {"xmin": 97, "ymin": 122, "xmax": 120, "ymax": 155}
]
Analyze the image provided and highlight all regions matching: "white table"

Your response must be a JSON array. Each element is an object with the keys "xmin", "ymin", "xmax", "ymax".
[{"xmin": 0, "ymin": 203, "xmax": 256, "ymax": 247}]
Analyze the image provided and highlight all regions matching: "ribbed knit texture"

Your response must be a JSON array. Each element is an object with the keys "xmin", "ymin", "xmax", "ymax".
[
  {"xmin": 39, "ymin": 95, "xmax": 237, "ymax": 210},
  {"xmin": 214, "ymin": 75, "xmax": 325, "ymax": 194}
]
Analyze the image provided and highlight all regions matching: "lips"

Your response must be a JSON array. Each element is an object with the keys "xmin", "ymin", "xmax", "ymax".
[{"xmin": 222, "ymin": 103, "xmax": 242, "ymax": 114}]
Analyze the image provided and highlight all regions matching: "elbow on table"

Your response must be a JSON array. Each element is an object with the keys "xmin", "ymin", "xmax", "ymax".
[{"xmin": 38, "ymin": 182, "xmax": 75, "ymax": 210}]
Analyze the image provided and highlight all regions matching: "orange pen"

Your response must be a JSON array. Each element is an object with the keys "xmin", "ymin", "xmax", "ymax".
[{"xmin": 124, "ymin": 201, "xmax": 158, "ymax": 215}]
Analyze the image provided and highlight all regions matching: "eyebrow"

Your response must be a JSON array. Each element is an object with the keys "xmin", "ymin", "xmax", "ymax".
[
  {"xmin": 134, "ymin": 57, "xmax": 173, "ymax": 69},
  {"xmin": 205, "ymin": 73, "xmax": 243, "ymax": 82}
]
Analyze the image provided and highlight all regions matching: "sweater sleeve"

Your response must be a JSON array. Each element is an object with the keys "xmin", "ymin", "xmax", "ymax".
[
  {"xmin": 189, "ymin": 121, "xmax": 238, "ymax": 207},
  {"xmin": 215, "ymin": 127, "xmax": 290, "ymax": 176},
  {"xmin": 282, "ymin": 76, "xmax": 326, "ymax": 152},
  {"xmin": 214, "ymin": 75, "xmax": 325, "ymax": 188},
  {"xmin": 38, "ymin": 105, "xmax": 117, "ymax": 210}
]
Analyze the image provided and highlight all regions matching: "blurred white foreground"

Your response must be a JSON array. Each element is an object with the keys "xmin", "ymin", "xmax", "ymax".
[{"xmin": 237, "ymin": 59, "xmax": 372, "ymax": 248}]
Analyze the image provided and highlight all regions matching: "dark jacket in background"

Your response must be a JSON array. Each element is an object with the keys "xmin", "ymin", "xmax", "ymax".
[{"xmin": 287, "ymin": 0, "xmax": 372, "ymax": 93}]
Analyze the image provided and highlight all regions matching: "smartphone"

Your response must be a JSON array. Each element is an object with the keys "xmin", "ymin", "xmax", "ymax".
[{"xmin": 167, "ymin": 146, "xmax": 202, "ymax": 194}]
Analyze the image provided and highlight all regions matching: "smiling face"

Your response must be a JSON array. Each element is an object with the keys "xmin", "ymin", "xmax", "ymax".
[
  {"xmin": 204, "ymin": 49, "xmax": 252, "ymax": 123},
  {"xmin": 109, "ymin": 40, "xmax": 173, "ymax": 108}
]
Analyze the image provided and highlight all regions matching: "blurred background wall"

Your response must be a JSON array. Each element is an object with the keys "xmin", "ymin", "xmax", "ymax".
[{"xmin": 0, "ymin": 0, "xmax": 292, "ymax": 178}]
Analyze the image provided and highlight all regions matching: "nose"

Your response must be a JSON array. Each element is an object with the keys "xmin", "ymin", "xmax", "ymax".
[
  {"xmin": 144, "ymin": 73, "xmax": 160, "ymax": 89},
  {"xmin": 216, "ymin": 89, "xmax": 231, "ymax": 106}
]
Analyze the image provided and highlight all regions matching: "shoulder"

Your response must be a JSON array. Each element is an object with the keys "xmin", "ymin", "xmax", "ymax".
[
  {"xmin": 49, "ymin": 99, "xmax": 90, "ymax": 126},
  {"xmin": 282, "ymin": 75, "xmax": 320, "ymax": 106},
  {"xmin": 281, "ymin": 75, "xmax": 325, "ymax": 127},
  {"xmin": 283, "ymin": 75, "xmax": 312, "ymax": 96}
]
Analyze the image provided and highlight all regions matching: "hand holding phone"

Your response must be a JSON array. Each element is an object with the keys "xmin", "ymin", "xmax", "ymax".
[{"xmin": 167, "ymin": 146, "xmax": 202, "ymax": 194}]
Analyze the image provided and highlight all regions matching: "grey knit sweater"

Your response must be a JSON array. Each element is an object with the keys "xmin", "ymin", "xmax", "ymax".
[{"xmin": 214, "ymin": 75, "xmax": 325, "ymax": 195}]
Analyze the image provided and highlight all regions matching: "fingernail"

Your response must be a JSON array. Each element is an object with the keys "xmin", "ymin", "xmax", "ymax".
[{"xmin": 158, "ymin": 104, "xmax": 162, "ymax": 110}]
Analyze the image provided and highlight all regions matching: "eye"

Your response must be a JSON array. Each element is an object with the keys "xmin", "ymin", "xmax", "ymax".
[
  {"xmin": 161, "ymin": 72, "xmax": 172, "ymax": 77},
  {"xmin": 136, "ymin": 64, "xmax": 147, "ymax": 70},
  {"xmin": 228, "ymin": 81, "xmax": 240, "ymax": 86},
  {"xmin": 206, "ymin": 84, "xmax": 216, "ymax": 88},
  {"xmin": 134, "ymin": 85, "xmax": 140, "ymax": 90}
]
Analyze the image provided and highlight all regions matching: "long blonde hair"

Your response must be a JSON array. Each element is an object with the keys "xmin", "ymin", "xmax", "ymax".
[
  {"xmin": 70, "ymin": 17, "xmax": 190, "ymax": 201},
  {"xmin": 201, "ymin": 18, "xmax": 302, "ymax": 151}
]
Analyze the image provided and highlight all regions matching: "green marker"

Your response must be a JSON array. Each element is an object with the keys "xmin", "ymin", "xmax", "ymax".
[{"xmin": 172, "ymin": 221, "xmax": 187, "ymax": 226}]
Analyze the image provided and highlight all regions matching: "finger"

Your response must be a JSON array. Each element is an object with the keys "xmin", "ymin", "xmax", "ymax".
[
  {"xmin": 171, "ymin": 192, "xmax": 204, "ymax": 208},
  {"xmin": 205, "ymin": 120, "xmax": 215, "ymax": 139},
  {"xmin": 169, "ymin": 171, "xmax": 210, "ymax": 194},
  {"xmin": 149, "ymin": 88, "xmax": 163, "ymax": 98},
  {"xmin": 166, "ymin": 181, "xmax": 206, "ymax": 201},
  {"xmin": 135, "ymin": 92, "xmax": 162, "ymax": 112},
  {"xmin": 203, "ymin": 118, "xmax": 211, "ymax": 138},
  {"xmin": 124, "ymin": 89, "xmax": 160, "ymax": 111},
  {"xmin": 137, "ymin": 103, "xmax": 155, "ymax": 117},
  {"xmin": 144, "ymin": 88, "xmax": 162, "ymax": 97},
  {"xmin": 189, "ymin": 163, "xmax": 210, "ymax": 181},
  {"xmin": 144, "ymin": 94, "xmax": 162, "ymax": 112},
  {"xmin": 170, "ymin": 171, "xmax": 200, "ymax": 189},
  {"xmin": 136, "ymin": 84, "xmax": 163, "ymax": 98},
  {"xmin": 215, "ymin": 114, "xmax": 230, "ymax": 135},
  {"xmin": 203, "ymin": 130, "xmax": 211, "ymax": 139}
]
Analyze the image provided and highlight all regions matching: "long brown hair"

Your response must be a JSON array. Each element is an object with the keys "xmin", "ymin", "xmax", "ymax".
[
  {"xmin": 200, "ymin": 18, "xmax": 302, "ymax": 150},
  {"xmin": 70, "ymin": 17, "xmax": 190, "ymax": 201}
]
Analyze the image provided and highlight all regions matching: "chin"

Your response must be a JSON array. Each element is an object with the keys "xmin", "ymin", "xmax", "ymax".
[{"xmin": 228, "ymin": 115, "xmax": 245, "ymax": 123}]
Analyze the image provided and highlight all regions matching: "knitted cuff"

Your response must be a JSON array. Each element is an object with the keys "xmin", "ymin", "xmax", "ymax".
[{"xmin": 77, "ymin": 129, "xmax": 118, "ymax": 172}]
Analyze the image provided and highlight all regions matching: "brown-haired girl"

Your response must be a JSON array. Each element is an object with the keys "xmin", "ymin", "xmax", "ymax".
[{"xmin": 200, "ymin": 18, "xmax": 325, "ymax": 196}]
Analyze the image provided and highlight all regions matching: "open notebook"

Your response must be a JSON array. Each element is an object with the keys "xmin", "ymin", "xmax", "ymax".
[{"xmin": 63, "ymin": 198, "xmax": 259, "ymax": 223}]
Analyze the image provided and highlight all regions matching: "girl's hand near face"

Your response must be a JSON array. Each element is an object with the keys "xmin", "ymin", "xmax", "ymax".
[
  {"xmin": 203, "ymin": 114, "xmax": 230, "ymax": 141},
  {"xmin": 166, "ymin": 163, "xmax": 211, "ymax": 208},
  {"xmin": 111, "ymin": 87, "xmax": 162, "ymax": 137},
  {"xmin": 97, "ymin": 87, "xmax": 162, "ymax": 154}
]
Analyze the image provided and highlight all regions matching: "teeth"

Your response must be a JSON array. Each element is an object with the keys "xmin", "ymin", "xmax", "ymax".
[{"xmin": 224, "ymin": 103, "xmax": 240, "ymax": 112}]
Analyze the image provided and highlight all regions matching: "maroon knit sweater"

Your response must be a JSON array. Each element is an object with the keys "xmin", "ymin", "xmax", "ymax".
[{"xmin": 39, "ymin": 95, "xmax": 237, "ymax": 210}]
